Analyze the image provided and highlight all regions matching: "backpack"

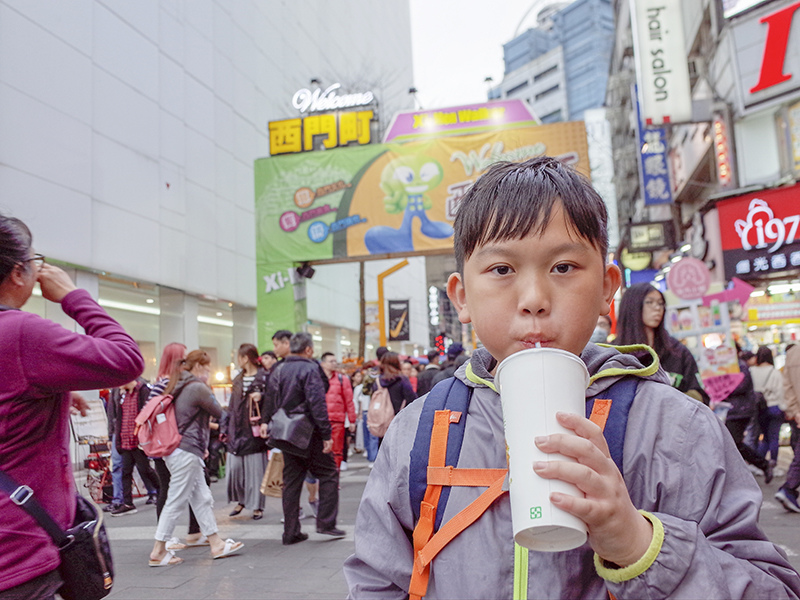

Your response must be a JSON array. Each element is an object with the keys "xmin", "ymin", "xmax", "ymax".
[
  {"xmin": 407, "ymin": 375, "xmax": 639, "ymax": 600},
  {"xmin": 134, "ymin": 391, "xmax": 200, "ymax": 458},
  {"xmin": 367, "ymin": 379, "xmax": 397, "ymax": 437}
]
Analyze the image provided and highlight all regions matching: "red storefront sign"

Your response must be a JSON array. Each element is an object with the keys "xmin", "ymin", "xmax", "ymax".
[{"xmin": 717, "ymin": 183, "xmax": 800, "ymax": 279}]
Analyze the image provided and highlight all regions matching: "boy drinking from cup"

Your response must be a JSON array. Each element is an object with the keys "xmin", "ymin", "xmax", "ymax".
[{"xmin": 344, "ymin": 157, "xmax": 800, "ymax": 599}]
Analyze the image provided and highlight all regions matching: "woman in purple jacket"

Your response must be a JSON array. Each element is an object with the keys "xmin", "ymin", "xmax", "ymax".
[{"xmin": 0, "ymin": 214, "xmax": 145, "ymax": 599}]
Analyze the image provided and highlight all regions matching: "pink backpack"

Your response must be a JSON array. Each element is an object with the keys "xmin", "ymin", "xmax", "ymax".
[
  {"xmin": 367, "ymin": 380, "xmax": 405, "ymax": 438},
  {"xmin": 134, "ymin": 394, "xmax": 195, "ymax": 458}
]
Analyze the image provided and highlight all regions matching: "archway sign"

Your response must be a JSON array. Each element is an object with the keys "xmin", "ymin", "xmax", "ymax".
[{"xmin": 254, "ymin": 120, "xmax": 591, "ymax": 345}]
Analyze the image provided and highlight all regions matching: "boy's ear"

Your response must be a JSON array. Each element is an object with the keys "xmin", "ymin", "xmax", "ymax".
[
  {"xmin": 601, "ymin": 263, "xmax": 622, "ymax": 313},
  {"xmin": 446, "ymin": 272, "xmax": 471, "ymax": 324}
]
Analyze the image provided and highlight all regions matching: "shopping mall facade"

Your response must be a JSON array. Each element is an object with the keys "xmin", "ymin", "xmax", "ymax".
[{"xmin": 0, "ymin": 0, "xmax": 416, "ymax": 380}]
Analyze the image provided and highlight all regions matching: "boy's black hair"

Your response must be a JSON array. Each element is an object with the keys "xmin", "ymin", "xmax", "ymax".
[
  {"xmin": 272, "ymin": 329, "xmax": 292, "ymax": 342},
  {"xmin": 453, "ymin": 156, "xmax": 609, "ymax": 274}
]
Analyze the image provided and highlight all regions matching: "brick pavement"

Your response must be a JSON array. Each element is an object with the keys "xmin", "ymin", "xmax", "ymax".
[{"xmin": 102, "ymin": 452, "xmax": 371, "ymax": 599}]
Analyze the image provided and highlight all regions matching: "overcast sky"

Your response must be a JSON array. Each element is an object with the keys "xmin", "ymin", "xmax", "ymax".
[{"xmin": 408, "ymin": 0, "xmax": 551, "ymax": 110}]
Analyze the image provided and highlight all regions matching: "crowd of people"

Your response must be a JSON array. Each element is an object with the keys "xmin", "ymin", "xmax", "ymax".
[{"xmin": 99, "ymin": 326, "xmax": 452, "ymax": 555}]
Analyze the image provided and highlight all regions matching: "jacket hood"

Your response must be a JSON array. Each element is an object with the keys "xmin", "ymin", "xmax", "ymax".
[{"xmin": 456, "ymin": 343, "xmax": 671, "ymax": 397}]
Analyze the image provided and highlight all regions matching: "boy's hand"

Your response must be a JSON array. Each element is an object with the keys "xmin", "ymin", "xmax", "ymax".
[{"xmin": 533, "ymin": 412, "xmax": 653, "ymax": 567}]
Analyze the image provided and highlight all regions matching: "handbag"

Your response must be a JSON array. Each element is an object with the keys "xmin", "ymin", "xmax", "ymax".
[
  {"xmin": 249, "ymin": 393, "xmax": 262, "ymax": 438},
  {"xmin": 269, "ymin": 407, "xmax": 314, "ymax": 452},
  {"xmin": 0, "ymin": 470, "xmax": 113, "ymax": 600}
]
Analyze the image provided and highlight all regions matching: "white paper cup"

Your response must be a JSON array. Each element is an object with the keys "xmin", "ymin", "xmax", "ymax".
[{"xmin": 495, "ymin": 347, "xmax": 589, "ymax": 552}]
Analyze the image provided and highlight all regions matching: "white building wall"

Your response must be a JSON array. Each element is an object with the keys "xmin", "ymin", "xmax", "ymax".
[
  {"xmin": 496, "ymin": 46, "xmax": 567, "ymax": 122},
  {"xmin": 0, "ymin": 0, "xmax": 414, "ymax": 308}
]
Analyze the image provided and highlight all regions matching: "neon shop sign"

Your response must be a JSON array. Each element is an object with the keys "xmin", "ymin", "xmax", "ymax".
[
  {"xmin": 292, "ymin": 83, "xmax": 374, "ymax": 114},
  {"xmin": 734, "ymin": 198, "xmax": 800, "ymax": 253}
]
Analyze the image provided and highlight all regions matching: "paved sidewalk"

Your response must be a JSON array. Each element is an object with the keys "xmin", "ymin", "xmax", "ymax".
[{"xmin": 102, "ymin": 453, "xmax": 371, "ymax": 599}]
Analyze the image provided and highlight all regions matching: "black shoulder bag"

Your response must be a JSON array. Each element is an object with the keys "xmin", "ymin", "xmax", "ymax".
[{"xmin": 0, "ymin": 470, "xmax": 113, "ymax": 600}]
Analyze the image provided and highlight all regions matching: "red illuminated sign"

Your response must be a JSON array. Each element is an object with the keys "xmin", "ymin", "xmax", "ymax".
[
  {"xmin": 713, "ymin": 117, "xmax": 732, "ymax": 186},
  {"xmin": 717, "ymin": 184, "xmax": 800, "ymax": 279},
  {"xmin": 750, "ymin": 1, "xmax": 800, "ymax": 94}
]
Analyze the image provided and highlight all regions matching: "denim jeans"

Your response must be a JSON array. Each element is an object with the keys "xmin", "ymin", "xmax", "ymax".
[
  {"xmin": 110, "ymin": 434, "xmax": 123, "ymax": 504},
  {"xmin": 757, "ymin": 405, "xmax": 785, "ymax": 462},
  {"xmin": 362, "ymin": 411, "xmax": 379, "ymax": 463}
]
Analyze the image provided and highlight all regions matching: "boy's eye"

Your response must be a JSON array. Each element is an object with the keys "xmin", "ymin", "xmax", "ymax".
[
  {"xmin": 553, "ymin": 263, "xmax": 574, "ymax": 274},
  {"xmin": 491, "ymin": 265, "xmax": 512, "ymax": 276}
]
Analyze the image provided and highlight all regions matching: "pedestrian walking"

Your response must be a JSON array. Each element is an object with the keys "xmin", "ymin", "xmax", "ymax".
[
  {"xmin": 776, "ymin": 344, "xmax": 800, "ymax": 512},
  {"xmin": 373, "ymin": 352, "xmax": 416, "ymax": 447},
  {"xmin": 111, "ymin": 377, "xmax": 160, "ymax": 516},
  {"xmin": 415, "ymin": 350, "xmax": 441, "ymax": 397},
  {"xmin": 752, "ymin": 346, "xmax": 786, "ymax": 468},
  {"xmin": 149, "ymin": 350, "xmax": 243, "ymax": 567},
  {"xmin": 354, "ymin": 369, "xmax": 379, "ymax": 465},
  {"xmin": 0, "ymin": 213, "xmax": 144, "ymax": 598},
  {"xmin": 320, "ymin": 352, "xmax": 356, "ymax": 471},
  {"xmin": 226, "ymin": 344, "xmax": 269, "ymax": 520},
  {"xmin": 265, "ymin": 332, "xmax": 345, "ymax": 545}
]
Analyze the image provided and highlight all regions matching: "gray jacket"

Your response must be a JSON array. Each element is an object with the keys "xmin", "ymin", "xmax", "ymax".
[
  {"xmin": 171, "ymin": 370, "xmax": 222, "ymax": 458},
  {"xmin": 344, "ymin": 345, "xmax": 800, "ymax": 599}
]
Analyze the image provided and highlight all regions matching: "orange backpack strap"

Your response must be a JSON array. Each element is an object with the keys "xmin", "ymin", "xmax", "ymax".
[
  {"xmin": 409, "ymin": 410, "xmax": 452, "ymax": 600},
  {"xmin": 415, "ymin": 471, "xmax": 506, "ymax": 572},
  {"xmin": 589, "ymin": 398, "xmax": 613, "ymax": 430}
]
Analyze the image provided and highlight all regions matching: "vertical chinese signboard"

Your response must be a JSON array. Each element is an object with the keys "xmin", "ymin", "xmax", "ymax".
[{"xmin": 634, "ymin": 87, "xmax": 673, "ymax": 205}]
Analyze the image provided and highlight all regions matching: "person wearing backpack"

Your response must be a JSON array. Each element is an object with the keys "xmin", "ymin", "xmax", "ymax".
[
  {"xmin": 148, "ymin": 350, "xmax": 243, "ymax": 567},
  {"xmin": 369, "ymin": 352, "xmax": 416, "ymax": 446},
  {"xmin": 751, "ymin": 346, "xmax": 786, "ymax": 472},
  {"xmin": 343, "ymin": 158, "xmax": 800, "ymax": 599}
]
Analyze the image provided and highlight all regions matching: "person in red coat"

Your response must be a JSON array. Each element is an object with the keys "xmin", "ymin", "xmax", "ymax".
[{"xmin": 319, "ymin": 352, "xmax": 356, "ymax": 471}]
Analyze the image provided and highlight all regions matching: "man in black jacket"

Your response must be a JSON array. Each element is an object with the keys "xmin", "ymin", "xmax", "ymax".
[
  {"xmin": 416, "ymin": 350, "xmax": 441, "ymax": 397},
  {"xmin": 265, "ymin": 332, "xmax": 345, "ymax": 545}
]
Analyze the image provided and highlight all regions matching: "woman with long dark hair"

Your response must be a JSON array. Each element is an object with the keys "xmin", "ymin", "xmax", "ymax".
[
  {"xmin": 149, "ymin": 350, "xmax": 243, "ymax": 566},
  {"xmin": 615, "ymin": 282, "xmax": 708, "ymax": 404},
  {"xmin": 225, "ymin": 343, "xmax": 269, "ymax": 520},
  {"xmin": 0, "ymin": 214, "xmax": 144, "ymax": 598}
]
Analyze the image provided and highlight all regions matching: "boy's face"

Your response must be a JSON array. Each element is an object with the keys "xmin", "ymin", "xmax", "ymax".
[{"xmin": 447, "ymin": 204, "xmax": 620, "ymax": 366}]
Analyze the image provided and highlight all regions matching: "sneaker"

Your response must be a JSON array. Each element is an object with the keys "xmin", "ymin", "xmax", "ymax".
[
  {"xmin": 102, "ymin": 503, "xmax": 122, "ymax": 513},
  {"xmin": 146, "ymin": 495, "xmax": 157, "ymax": 505},
  {"xmin": 110, "ymin": 503, "xmax": 138, "ymax": 517},
  {"xmin": 775, "ymin": 488, "xmax": 800, "ymax": 513},
  {"xmin": 368, "ymin": 462, "xmax": 375, "ymax": 469},
  {"xmin": 308, "ymin": 499, "xmax": 319, "ymax": 517},
  {"xmin": 317, "ymin": 527, "xmax": 346, "ymax": 538},
  {"xmin": 340, "ymin": 461, "xmax": 349, "ymax": 472},
  {"xmin": 282, "ymin": 532, "xmax": 308, "ymax": 545}
]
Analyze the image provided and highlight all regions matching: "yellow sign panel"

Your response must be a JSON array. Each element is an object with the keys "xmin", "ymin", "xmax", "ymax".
[{"xmin": 269, "ymin": 110, "xmax": 374, "ymax": 155}]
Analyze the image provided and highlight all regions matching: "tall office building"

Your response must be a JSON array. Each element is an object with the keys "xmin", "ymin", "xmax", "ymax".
[{"xmin": 490, "ymin": 0, "xmax": 615, "ymax": 123}]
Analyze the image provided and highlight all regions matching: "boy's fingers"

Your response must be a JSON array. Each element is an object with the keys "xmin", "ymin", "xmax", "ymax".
[
  {"xmin": 533, "ymin": 459, "xmax": 613, "ymax": 498},
  {"xmin": 554, "ymin": 412, "xmax": 611, "ymax": 456},
  {"xmin": 535, "ymin": 432, "xmax": 612, "ymax": 476}
]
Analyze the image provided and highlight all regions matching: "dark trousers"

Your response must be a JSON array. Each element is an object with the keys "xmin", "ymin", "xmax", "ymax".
[
  {"xmin": 784, "ymin": 424, "xmax": 800, "ymax": 492},
  {"xmin": 154, "ymin": 456, "xmax": 201, "ymax": 535},
  {"xmin": 120, "ymin": 447, "xmax": 160, "ymax": 506},
  {"xmin": 726, "ymin": 418, "xmax": 771, "ymax": 473},
  {"xmin": 281, "ymin": 434, "xmax": 339, "ymax": 541}
]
